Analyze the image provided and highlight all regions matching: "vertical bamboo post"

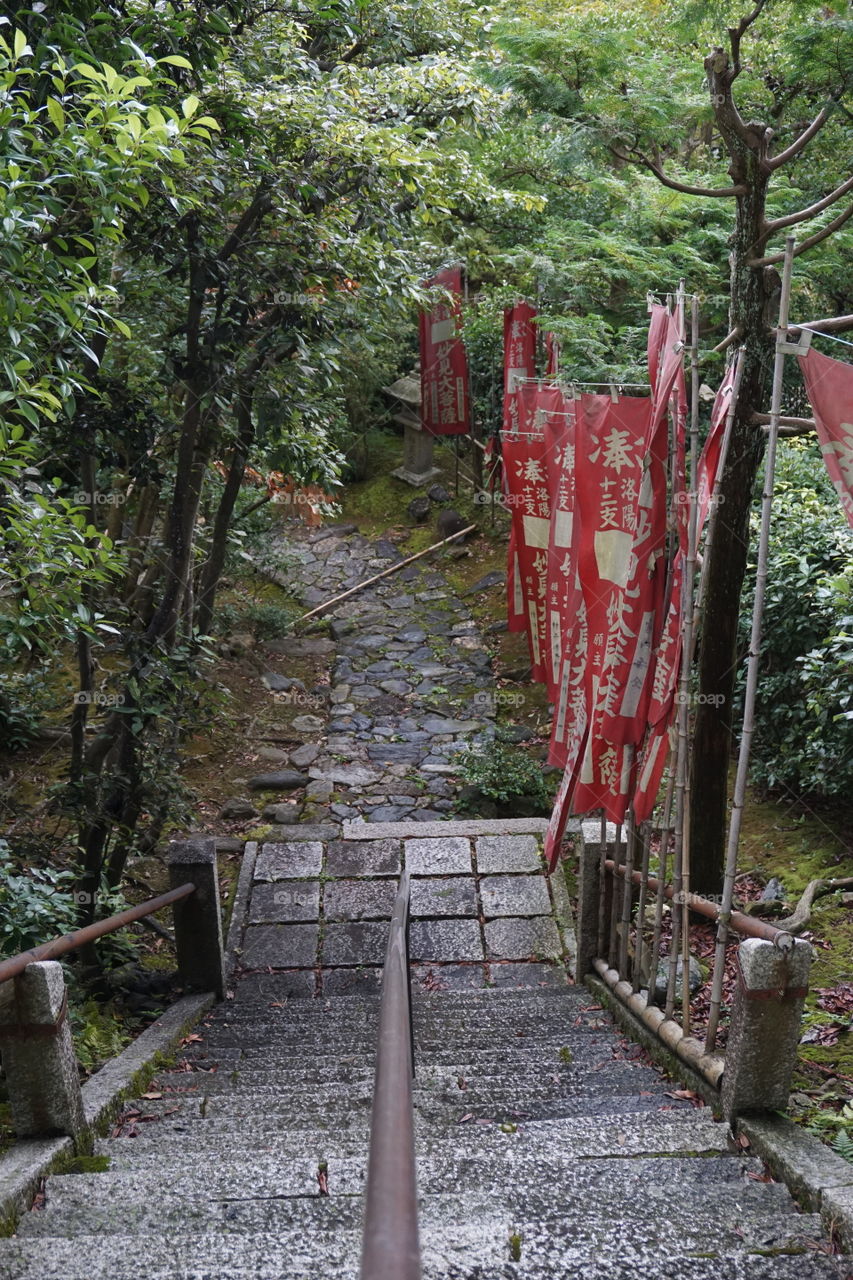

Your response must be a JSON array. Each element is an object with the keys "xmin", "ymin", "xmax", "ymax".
[
  {"xmin": 678, "ymin": 293, "xmax": 701, "ymax": 1032},
  {"xmin": 704, "ymin": 236, "xmax": 797, "ymax": 1053}
]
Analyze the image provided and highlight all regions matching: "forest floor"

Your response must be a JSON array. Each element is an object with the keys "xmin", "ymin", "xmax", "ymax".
[{"xmin": 0, "ymin": 428, "xmax": 850, "ymax": 1157}]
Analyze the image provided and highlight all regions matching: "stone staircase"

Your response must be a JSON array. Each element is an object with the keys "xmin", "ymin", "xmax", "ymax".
[{"xmin": 1, "ymin": 982, "xmax": 848, "ymax": 1279}]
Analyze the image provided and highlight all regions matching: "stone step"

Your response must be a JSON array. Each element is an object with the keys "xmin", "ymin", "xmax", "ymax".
[
  {"xmin": 94, "ymin": 1110, "xmax": 730, "ymax": 1170},
  {"xmin": 0, "ymin": 1220, "xmax": 842, "ymax": 1280},
  {"xmin": 31, "ymin": 1119, "xmax": 736, "ymax": 1207},
  {"xmin": 166, "ymin": 1039, "xmax": 646, "ymax": 1081},
  {"xmin": 128, "ymin": 1088, "xmax": 688, "ymax": 1131},
  {"xmin": 150, "ymin": 1057, "xmax": 665, "ymax": 1098}
]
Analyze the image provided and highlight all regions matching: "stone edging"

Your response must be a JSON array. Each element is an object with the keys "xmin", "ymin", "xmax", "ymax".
[
  {"xmin": 341, "ymin": 817, "xmax": 558, "ymax": 839},
  {"xmin": 224, "ymin": 840, "xmax": 257, "ymax": 984},
  {"xmin": 736, "ymin": 1113, "xmax": 853, "ymax": 1251},
  {"xmin": 585, "ymin": 971, "xmax": 853, "ymax": 1250},
  {"xmin": 0, "ymin": 991, "xmax": 214, "ymax": 1232}
]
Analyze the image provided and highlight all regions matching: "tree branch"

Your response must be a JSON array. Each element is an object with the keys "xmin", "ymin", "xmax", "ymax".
[
  {"xmin": 610, "ymin": 145, "xmax": 746, "ymax": 197},
  {"xmin": 729, "ymin": 0, "xmax": 769, "ymax": 78},
  {"xmin": 773, "ymin": 877, "xmax": 853, "ymax": 935},
  {"xmin": 750, "ymin": 201, "xmax": 853, "ymax": 265},
  {"xmin": 766, "ymin": 103, "xmax": 835, "ymax": 171},
  {"xmin": 791, "ymin": 314, "xmax": 853, "ymax": 336},
  {"xmin": 765, "ymin": 174, "xmax": 853, "ymax": 233}
]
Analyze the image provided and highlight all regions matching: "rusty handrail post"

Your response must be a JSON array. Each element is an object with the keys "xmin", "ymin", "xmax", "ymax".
[
  {"xmin": 360, "ymin": 867, "xmax": 420, "ymax": 1280},
  {"xmin": 0, "ymin": 884, "xmax": 196, "ymax": 986}
]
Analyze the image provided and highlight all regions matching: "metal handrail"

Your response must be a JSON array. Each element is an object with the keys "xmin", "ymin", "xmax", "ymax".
[
  {"xmin": 604, "ymin": 860, "xmax": 791, "ymax": 945},
  {"xmin": 0, "ymin": 883, "xmax": 196, "ymax": 985},
  {"xmin": 359, "ymin": 866, "xmax": 421, "ymax": 1280}
]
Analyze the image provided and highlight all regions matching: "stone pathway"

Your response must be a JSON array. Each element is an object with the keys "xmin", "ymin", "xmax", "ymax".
[
  {"xmin": 256, "ymin": 523, "xmax": 502, "ymax": 828},
  {"xmin": 238, "ymin": 829, "xmax": 573, "ymax": 997}
]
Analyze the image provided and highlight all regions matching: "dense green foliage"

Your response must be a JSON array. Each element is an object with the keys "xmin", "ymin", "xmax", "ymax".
[{"xmin": 741, "ymin": 442, "xmax": 853, "ymax": 801}]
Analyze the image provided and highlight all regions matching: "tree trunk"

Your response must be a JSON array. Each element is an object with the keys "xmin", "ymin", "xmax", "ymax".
[
  {"xmin": 196, "ymin": 382, "xmax": 255, "ymax": 639},
  {"xmin": 688, "ymin": 60, "xmax": 773, "ymax": 896}
]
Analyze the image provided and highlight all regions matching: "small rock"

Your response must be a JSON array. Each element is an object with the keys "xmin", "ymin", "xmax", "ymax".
[
  {"xmin": 306, "ymin": 780, "xmax": 333, "ymax": 803},
  {"xmin": 255, "ymin": 746, "xmax": 291, "ymax": 765},
  {"xmin": 653, "ymin": 955, "xmax": 705, "ymax": 1005},
  {"xmin": 310, "ymin": 523, "xmax": 357, "ymax": 542},
  {"xmin": 329, "ymin": 619, "xmax": 355, "ymax": 641},
  {"xmin": 380, "ymin": 679, "xmax": 410, "ymax": 696},
  {"xmin": 247, "ymin": 770, "xmax": 310, "ymax": 792},
  {"xmin": 218, "ymin": 798, "xmax": 259, "ymax": 820},
  {"xmin": 436, "ymin": 508, "xmax": 474, "ymax": 542},
  {"xmin": 502, "ymin": 665, "xmax": 532, "ymax": 683},
  {"xmin": 292, "ymin": 714, "xmax": 325, "ymax": 733},
  {"xmin": 428, "ymin": 483, "xmax": 451, "ymax": 504},
  {"xmin": 330, "ymin": 685, "xmax": 351, "ymax": 704},
  {"xmin": 289, "ymin": 743, "xmax": 320, "ymax": 768},
  {"xmin": 841, "ymin": 892, "xmax": 853, "ymax": 909},
  {"xmin": 408, "ymin": 496, "xmax": 431, "ymax": 523},
  {"xmin": 464, "ymin": 571, "xmax": 506, "ymax": 596},
  {"xmin": 760, "ymin": 876, "xmax": 786, "ymax": 902},
  {"xmin": 373, "ymin": 539, "xmax": 399, "ymax": 561},
  {"xmin": 261, "ymin": 804, "xmax": 301, "ymax": 824},
  {"xmin": 486, "ymin": 620, "xmax": 509, "ymax": 633},
  {"xmin": 262, "ymin": 672, "xmax": 306, "ymax": 693}
]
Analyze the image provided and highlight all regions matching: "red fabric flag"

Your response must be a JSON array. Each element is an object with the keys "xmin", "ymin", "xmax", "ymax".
[
  {"xmin": 696, "ymin": 360, "xmax": 737, "ymax": 534},
  {"xmin": 798, "ymin": 346, "xmax": 853, "ymax": 530},
  {"xmin": 542, "ymin": 396, "xmax": 576, "ymax": 698},
  {"xmin": 632, "ymin": 722, "xmax": 672, "ymax": 824},
  {"xmin": 419, "ymin": 266, "xmax": 470, "ymax": 436},
  {"xmin": 502, "ymin": 303, "xmax": 539, "ymax": 630},
  {"xmin": 502, "ymin": 382, "xmax": 566, "ymax": 681}
]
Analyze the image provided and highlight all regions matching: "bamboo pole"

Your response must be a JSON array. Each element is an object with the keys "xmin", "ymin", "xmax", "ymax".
[
  {"xmin": 678, "ymin": 293, "xmax": 701, "ymax": 1033},
  {"xmin": 704, "ymin": 236, "xmax": 797, "ymax": 1053},
  {"xmin": 291, "ymin": 524, "xmax": 477, "ymax": 628}
]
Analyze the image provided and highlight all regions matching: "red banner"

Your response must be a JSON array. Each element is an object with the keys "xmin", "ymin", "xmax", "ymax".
[
  {"xmin": 419, "ymin": 266, "xmax": 470, "ymax": 436},
  {"xmin": 502, "ymin": 303, "xmax": 538, "ymax": 630},
  {"xmin": 798, "ymin": 346, "xmax": 853, "ymax": 530},
  {"xmin": 502, "ymin": 382, "xmax": 566, "ymax": 682},
  {"xmin": 696, "ymin": 360, "xmax": 737, "ymax": 533}
]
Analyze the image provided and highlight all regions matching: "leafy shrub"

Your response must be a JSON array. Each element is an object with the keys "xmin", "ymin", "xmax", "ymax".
[
  {"xmin": 457, "ymin": 740, "xmax": 552, "ymax": 811},
  {"xmin": 0, "ymin": 848, "xmax": 79, "ymax": 953},
  {"xmin": 739, "ymin": 441, "xmax": 853, "ymax": 801},
  {"xmin": 69, "ymin": 999, "xmax": 131, "ymax": 1075}
]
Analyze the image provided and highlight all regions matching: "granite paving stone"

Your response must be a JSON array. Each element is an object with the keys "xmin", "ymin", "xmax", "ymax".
[
  {"xmin": 484, "ymin": 915, "xmax": 562, "ymax": 961},
  {"xmin": 410, "ymin": 877, "xmax": 478, "ymax": 918},
  {"xmin": 412, "ymin": 963, "xmax": 489, "ymax": 990},
  {"xmin": 323, "ymin": 921, "xmax": 390, "ymax": 966},
  {"xmin": 409, "ymin": 918, "xmax": 484, "ymax": 962},
  {"xmin": 489, "ymin": 961, "xmax": 569, "ymax": 988},
  {"xmin": 323, "ymin": 879, "xmax": 397, "ymax": 922},
  {"xmin": 480, "ymin": 875, "xmax": 552, "ymax": 918},
  {"xmin": 248, "ymin": 881, "xmax": 320, "ymax": 924},
  {"xmin": 325, "ymin": 839, "xmax": 401, "ymax": 877},
  {"xmin": 405, "ymin": 836, "xmax": 472, "ymax": 875},
  {"xmin": 241, "ymin": 923, "xmax": 319, "ymax": 969},
  {"xmin": 475, "ymin": 834, "xmax": 542, "ymax": 873},
  {"xmin": 254, "ymin": 841, "xmax": 324, "ymax": 880}
]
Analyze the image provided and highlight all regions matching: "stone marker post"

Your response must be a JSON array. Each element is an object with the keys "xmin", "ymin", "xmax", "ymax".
[
  {"xmin": 0, "ymin": 961, "xmax": 86, "ymax": 1138},
  {"xmin": 168, "ymin": 837, "xmax": 225, "ymax": 998},
  {"xmin": 575, "ymin": 830, "xmax": 602, "ymax": 980},
  {"xmin": 721, "ymin": 935, "xmax": 811, "ymax": 1120}
]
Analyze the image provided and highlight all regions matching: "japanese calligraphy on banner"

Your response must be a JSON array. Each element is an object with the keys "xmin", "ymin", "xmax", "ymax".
[
  {"xmin": 502, "ymin": 302, "xmax": 539, "ymax": 629},
  {"xmin": 419, "ymin": 266, "xmax": 470, "ymax": 436},
  {"xmin": 543, "ymin": 398, "xmax": 577, "ymax": 700},
  {"xmin": 502, "ymin": 382, "xmax": 567, "ymax": 683},
  {"xmin": 798, "ymin": 346, "xmax": 853, "ymax": 530},
  {"xmin": 571, "ymin": 393, "xmax": 652, "ymax": 822},
  {"xmin": 503, "ymin": 302, "xmax": 537, "ymax": 431}
]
